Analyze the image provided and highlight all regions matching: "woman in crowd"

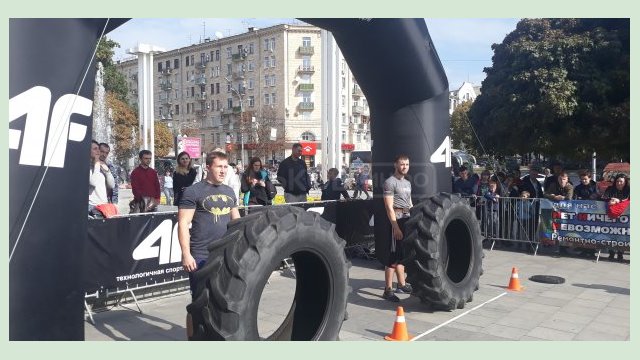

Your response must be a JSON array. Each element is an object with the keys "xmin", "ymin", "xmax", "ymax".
[
  {"xmin": 602, "ymin": 173, "xmax": 630, "ymax": 261},
  {"xmin": 172, "ymin": 151, "xmax": 197, "ymax": 206},
  {"xmin": 241, "ymin": 157, "xmax": 276, "ymax": 206}
]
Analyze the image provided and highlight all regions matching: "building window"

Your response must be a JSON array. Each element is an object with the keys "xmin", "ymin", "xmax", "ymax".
[
  {"xmin": 158, "ymin": 62, "xmax": 163, "ymax": 72},
  {"xmin": 301, "ymin": 131, "xmax": 315, "ymax": 141},
  {"xmin": 248, "ymin": 95, "xmax": 255, "ymax": 107},
  {"xmin": 357, "ymin": 133, "xmax": 361, "ymax": 142},
  {"xmin": 227, "ymin": 98, "xmax": 233, "ymax": 109},
  {"xmin": 302, "ymin": 37, "xmax": 311, "ymax": 47},
  {"xmin": 264, "ymin": 93, "xmax": 270, "ymax": 105},
  {"xmin": 210, "ymin": 84, "xmax": 215, "ymax": 94},
  {"xmin": 270, "ymin": 74, "xmax": 276, "ymax": 87},
  {"xmin": 301, "ymin": 112, "xmax": 310, "ymax": 121},
  {"xmin": 226, "ymin": 47, "xmax": 232, "ymax": 58},
  {"xmin": 216, "ymin": 99, "xmax": 221, "ymax": 110},
  {"xmin": 227, "ymin": 64, "xmax": 232, "ymax": 76},
  {"xmin": 248, "ymin": 78, "xmax": 254, "ymax": 89},
  {"xmin": 264, "ymin": 75, "xmax": 269, "ymax": 87},
  {"xmin": 174, "ymin": 59, "xmax": 180, "ymax": 69},
  {"xmin": 303, "ymin": 94, "xmax": 311, "ymax": 103},
  {"xmin": 227, "ymin": 83, "xmax": 231, "ymax": 93},
  {"xmin": 341, "ymin": 95, "xmax": 345, "ymax": 106},
  {"xmin": 271, "ymin": 93, "xmax": 276, "ymax": 104},
  {"xmin": 185, "ymin": 56, "xmax": 190, "ymax": 66},
  {"xmin": 216, "ymin": 133, "xmax": 221, "ymax": 145},
  {"xmin": 248, "ymin": 42, "xmax": 254, "ymax": 54},
  {"xmin": 341, "ymin": 76, "xmax": 346, "ymax": 89},
  {"xmin": 216, "ymin": 83, "xmax": 220, "ymax": 94},
  {"xmin": 215, "ymin": 50, "xmax": 220, "ymax": 61},
  {"xmin": 190, "ymin": 55, "xmax": 194, "ymax": 65},
  {"xmin": 264, "ymin": 38, "xmax": 269, "ymax": 51},
  {"xmin": 248, "ymin": 61, "xmax": 254, "ymax": 71},
  {"xmin": 341, "ymin": 131, "xmax": 346, "ymax": 142},
  {"xmin": 270, "ymin": 38, "xmax": 275, "ymax": 51},
  {"xmin": 264, "ymin": 56, "xmax": 269, "ymax": 69},
  {"xmin": 175, "ymin": 104, "xmax": 179, "ymax": 115},
  {"xmin": 342, "ymin": 113, "xmax": 347, "ymax": 124},
  {"xmin": 270, "ymin": 56, "xmax": 276, "ymax": 68}
]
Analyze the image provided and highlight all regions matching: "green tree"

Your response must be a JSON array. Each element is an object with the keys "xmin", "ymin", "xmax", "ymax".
[
  {"xmin": 96, "ymin": 37, "xmax": 128, "ymax": 101},
  {"xmin": 107, "ymin": 92, "xmax": 139, "ymax": 173},
  {"xmin": 450, "ymin": 101, "xmax": 478, "ymax": 154},
  {"xmin": 470, "ymin": 18, "xmax": 629, "ymax": 162},
  {"xmin": 154, "ymin": 121, "xmax": 173, "ymax": 158}
]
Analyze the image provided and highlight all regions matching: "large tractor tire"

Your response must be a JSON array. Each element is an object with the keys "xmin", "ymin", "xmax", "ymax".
[
  {"xmin": 186, "ymin": 206, "xmax": 350, "ymax": 340},
  {"xmin": 403, "ymin": 192, "xmax": 483, "ymax": 310}
]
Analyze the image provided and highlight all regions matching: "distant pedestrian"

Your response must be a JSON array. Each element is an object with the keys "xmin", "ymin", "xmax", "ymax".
[
  {"xmin": 130, "ymin": 150, "xmax": 160, "ymax": 213},
  {"xmin": 277, "ymin": 143, "xmax": 311, "ymax": 203},
  {"xmin": 163, "ymin": 169, "xmax": 174, "ymax": 205},
  {"xmin": 89, "ymin": 140, "xmax": 115, "ymax": 217},
  {"xmin": 98, "ymin": 142, "xmax": 119, "ymax": 204},
  {"xmin": 173, "ymin": 151, "xmax": 198, "ymax": 206}
]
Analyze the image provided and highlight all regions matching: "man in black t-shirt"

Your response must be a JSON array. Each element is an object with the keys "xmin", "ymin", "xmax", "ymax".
[{"xmin": 178, "ymin": 151, "xmax": 240, "ymax": 297}]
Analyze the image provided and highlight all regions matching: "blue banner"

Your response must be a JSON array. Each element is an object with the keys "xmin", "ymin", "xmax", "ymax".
[{"xmin": 540, "ymin": 199, "xmax": 630, "ymax": 250}]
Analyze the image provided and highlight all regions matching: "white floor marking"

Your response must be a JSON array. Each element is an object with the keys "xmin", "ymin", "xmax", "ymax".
[{"xmin": 410, "ymin": 292, "xmax": 508, "ymax": 341}]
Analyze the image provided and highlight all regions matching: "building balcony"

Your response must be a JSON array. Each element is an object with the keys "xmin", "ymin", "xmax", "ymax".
[
  {"xmin": 232, "ymin": 71, "xmax": 245, "ymax": 80},
  {"xmin": 232, "ymin": 53, "xmax": 246, "ymax": 62},
  {"xmin": 221, "ymin": 108, "xmax": 234, "ymax": 116},
  {"xmin": 352, "ymin": 87, "xmax": 363, "ymax": 97},
  {"xmin": 298, "ymin": 83, "xmax": 314, "ymax": 92},
  {"xmin": 298, "ymin": 46, "xmax": 314, "ymax": 55},
  {"xmin": 162, "ymin": 68, "xmax": 172, "ymax": 76},
  {"xmin": 160, "ymin": 82, "xmax": 173, "ymax": 90},
  {"xmin": 195, "ymin": 77, "xmax": 207, "ymax": 85},
  {"xmin": 195, "ymin": 109, "xmax": 208, "ymax": 117},
  {"xmin": 298, "ymin": 102, "xmax": 314, "ymax": 110},
  {"xmin": 232, "ymin": 106, "xmax": 242, "ymax": 114},
  {"xmin": 297, "ymin": 65, "xmax": 315, "ymax": 74},
  {"xmin": 352, "ymin": 105, "xmax": 364, "ymax": 114},
  {"xmin": 196, "ymin": 92, "xmax": 207, "ymax": 101},
  {"xmin": 196, "ymin": 61, "xmax": 207, "ymax": 69}
]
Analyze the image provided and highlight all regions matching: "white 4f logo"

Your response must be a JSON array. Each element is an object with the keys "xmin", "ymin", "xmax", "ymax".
[
  {"xmin": 430, "ymin": 136, "xmax": 452, "ymax": 168},
  {"xmin": 133, "ymin": 219, "xmax": 182, "ymax": 265},
  {"xmin": 9, "ymin": 86, "xmax": 91, "ymax": 168}
]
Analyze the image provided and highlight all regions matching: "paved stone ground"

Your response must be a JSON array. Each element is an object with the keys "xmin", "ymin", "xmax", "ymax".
[{"xmin": 85, "ymin": 245, "xmax": 629, "ymax": 341}]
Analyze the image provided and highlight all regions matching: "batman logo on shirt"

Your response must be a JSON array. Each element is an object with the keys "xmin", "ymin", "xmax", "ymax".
[{"xmin": 201, "ymin": 194, "xmax": 234, "ymax": 221}]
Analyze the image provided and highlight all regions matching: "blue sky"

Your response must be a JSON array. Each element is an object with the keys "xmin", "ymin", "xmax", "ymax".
[{"xmin": 108, "ymin": 18, "xmax": 519, "ymax": 89}]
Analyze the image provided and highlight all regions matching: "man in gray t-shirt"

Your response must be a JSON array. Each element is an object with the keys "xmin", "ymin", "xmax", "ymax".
[
  {"xmin": 178, "ymin": 151, "xmax": 240, "ymax": 298},
  {"xmin": 381, "ymin": 155, "xmax": 414, "ymax": 302}
]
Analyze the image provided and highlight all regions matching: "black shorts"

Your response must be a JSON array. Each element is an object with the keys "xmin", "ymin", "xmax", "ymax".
[{"xmin": 387, "ymin": 217, "xmax": 409, "ymax": 267}]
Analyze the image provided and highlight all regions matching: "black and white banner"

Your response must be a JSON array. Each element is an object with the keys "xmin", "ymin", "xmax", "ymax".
[
  {"xmin": 85, "ymin": 213, "xmax": 187, "ymax": 293},
  {"xmin": 85, "ymin": 202, "xmax": 374, "ymax": 294}
]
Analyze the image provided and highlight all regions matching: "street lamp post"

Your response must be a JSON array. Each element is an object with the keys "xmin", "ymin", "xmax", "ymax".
[{"xmin": 225, "ymin": 76, "xmax": 245, "ymax": 167}]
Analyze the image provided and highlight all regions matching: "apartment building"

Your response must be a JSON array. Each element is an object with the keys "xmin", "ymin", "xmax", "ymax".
[{"xmin": 115, "ymin": 24, "xmax": 370, "ymax": 168}]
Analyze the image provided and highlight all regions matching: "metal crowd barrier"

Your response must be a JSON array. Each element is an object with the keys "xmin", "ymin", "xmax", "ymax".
[{"xmin": 461, "ymin": 195, "xmax": 543, "ymax": 255}]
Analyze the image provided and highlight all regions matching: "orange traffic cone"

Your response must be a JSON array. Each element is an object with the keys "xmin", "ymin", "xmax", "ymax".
[
  {"xmin": 507, "ymin": 267, "xmax": 524, "ymax": 291},
  {"xmin": 384, "ymin": 306, "xmax": 413, "ymax": 341}
]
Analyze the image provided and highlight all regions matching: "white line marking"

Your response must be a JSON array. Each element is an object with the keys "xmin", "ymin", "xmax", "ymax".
[{"xmin": 410, "ymin": 292, "xmax": 508, "ymax": 341}]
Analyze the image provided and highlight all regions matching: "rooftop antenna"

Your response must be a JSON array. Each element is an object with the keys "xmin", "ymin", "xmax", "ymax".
[{"xmin": 202, "ymin": 21, "xmax": 206, "ymax": 41}]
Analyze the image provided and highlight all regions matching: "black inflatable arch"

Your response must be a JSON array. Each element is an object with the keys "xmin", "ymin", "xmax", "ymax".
[{"xmin": 9, "ymin": 18, "xmax": 449, "ymax": 340}]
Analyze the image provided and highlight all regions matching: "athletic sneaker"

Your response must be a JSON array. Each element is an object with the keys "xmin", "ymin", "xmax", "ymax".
[
  {"xmin": 382, "ymin": 288, "xmax": 400, "ymax": 302},
  {"xmin": 395, "ymin": 284, "xmax": 413, "ymax": 294}
]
